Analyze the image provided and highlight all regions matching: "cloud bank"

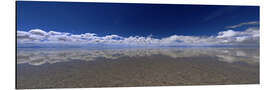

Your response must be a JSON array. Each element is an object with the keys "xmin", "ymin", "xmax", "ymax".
[{"xmin": 17, "ymin": 27, "xmax": 259, "ymax": 47}]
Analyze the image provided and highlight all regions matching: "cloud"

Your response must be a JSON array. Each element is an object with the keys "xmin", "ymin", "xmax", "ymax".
[
  {"xmin": 17, "ymin": 31, "xmax": 30, "ymax": 40},
  {"xmin": 17, "ymin": 27, "xmax": 259, "ymax": 47},
  {"xmin": 217, "ymin": 30, "xmax": 237, "ymax": 38},
  {"xmin": 216, "ymin": 27, "xmax": 259, "ymax": 45},
  {"xmin": 226, "ymin": 21, "xmax": 259, "ymax": 28},
  {"xmin": 29, "ymin": 29, "xmax": 48, "ymax": 36},
  {"xmin": 48, "ymin": 31, "xmax": 62, "ymax": 35}
]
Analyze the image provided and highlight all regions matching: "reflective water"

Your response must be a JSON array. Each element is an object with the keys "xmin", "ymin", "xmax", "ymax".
[{"xmin": 16, "ymin": 48, "xmax": 259, "ymax": 88}]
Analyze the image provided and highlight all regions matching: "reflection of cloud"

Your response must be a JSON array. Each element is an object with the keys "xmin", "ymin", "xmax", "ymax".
[
  {"xmin": 17, "ymin": 48, "xmax": 259, "ymax": 66},
  {"xmin": 17, "ymin": 26, "xmax": 259, "ymax": 47}
]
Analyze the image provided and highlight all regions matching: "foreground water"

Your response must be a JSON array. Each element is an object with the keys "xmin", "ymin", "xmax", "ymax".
[{"xmin": 16, "ymin": 47, "xmax": 259, "ymax": 89}]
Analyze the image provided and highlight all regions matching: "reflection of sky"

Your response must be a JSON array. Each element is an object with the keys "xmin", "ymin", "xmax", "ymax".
[{"xmin": 17, "ymin": 48, "xmax": 259, "ymax": 66}]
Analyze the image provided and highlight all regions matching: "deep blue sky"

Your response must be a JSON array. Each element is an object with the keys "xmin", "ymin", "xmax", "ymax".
[{"xmin": 16, "ymin": 1, "xmax": 259, "ymax": 38}]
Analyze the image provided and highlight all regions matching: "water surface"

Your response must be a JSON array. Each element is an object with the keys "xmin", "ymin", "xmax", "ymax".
[{"xmin": 16, "ymin": 48, "xmax": 259, "ymax": 89}]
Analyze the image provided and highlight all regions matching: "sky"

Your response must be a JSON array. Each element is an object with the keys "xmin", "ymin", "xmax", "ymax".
[{"xmin": 16, "ymin": 1, "xmax": 260, "ymax": 47}]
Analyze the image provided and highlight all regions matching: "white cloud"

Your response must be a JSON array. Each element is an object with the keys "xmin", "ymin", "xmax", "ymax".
[
  {"xmin": 17, "ymin": 27, "xmax": 259, "ymax": 47},
  {"xmin": 217, "ymin": 30, "xmax": 237, "ymax": 38},
  {"xmin": 48, "ymin": 31, "xmax": 62, "ymax": 35},
  {"xmin": 217, "ymin": 27, "xmax": 259, "ymax": 45},
  {"xmin": 226, "ymin": 21, "xmax": 259, "ymax": 28},
  {"xmin": 29, "ymin": 29, "xmax": 48, "ymax": 36},
  {"xmin": 17, "ymin": 31, "xmax": 30, "ymax": 40}
]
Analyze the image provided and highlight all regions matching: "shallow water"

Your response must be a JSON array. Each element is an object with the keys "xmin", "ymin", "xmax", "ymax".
[{"xmin": 16, "ymin": 48, "xmax": 259, "ymax": 89}]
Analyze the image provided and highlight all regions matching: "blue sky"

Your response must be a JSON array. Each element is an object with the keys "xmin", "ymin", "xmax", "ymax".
[{"xmin": 16, "ymin": 1, "xmax": 260, "ymax": 47}]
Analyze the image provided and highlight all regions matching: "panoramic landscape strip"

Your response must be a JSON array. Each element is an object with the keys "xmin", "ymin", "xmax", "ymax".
[{"xmin": 16, "ymin": 1, "xmax": 259, "ymax": 89}]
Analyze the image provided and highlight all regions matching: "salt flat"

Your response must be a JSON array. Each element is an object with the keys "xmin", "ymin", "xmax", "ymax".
[{"xmin": 16, "ymin": 48, "xmax": 259, "ymax": 89}]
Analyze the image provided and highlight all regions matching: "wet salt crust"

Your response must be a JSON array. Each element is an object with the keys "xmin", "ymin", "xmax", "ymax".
[{"xmin": 16, "ymin": 48, "xmax": 259, "ymax": 89}]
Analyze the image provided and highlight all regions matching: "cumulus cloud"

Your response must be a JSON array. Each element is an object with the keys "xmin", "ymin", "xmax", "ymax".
[
  {"xmin": 216, "ymin": 27, "xmax": 259, "ymax": 45},
  {"xmin": 217, "ymin": 30, "xmax": 237, "ymax": 38},
  {"xmin": 17, "ymin": 31, "xmax": 30, "ymax": 40},
  {"xmin": 29, "ymin": 29, "xmax": 48, "ymax": 36},
  {"xmin": 17, "ymin": 27, "xmax": 259, "ymax": 47},
  {"xmin": 48, "ymin": 31, "xmax": 62, "ymax": 35},
  {"xmin": 226, "ymin": 21, "xmax": 259, "ymax": 28}
]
